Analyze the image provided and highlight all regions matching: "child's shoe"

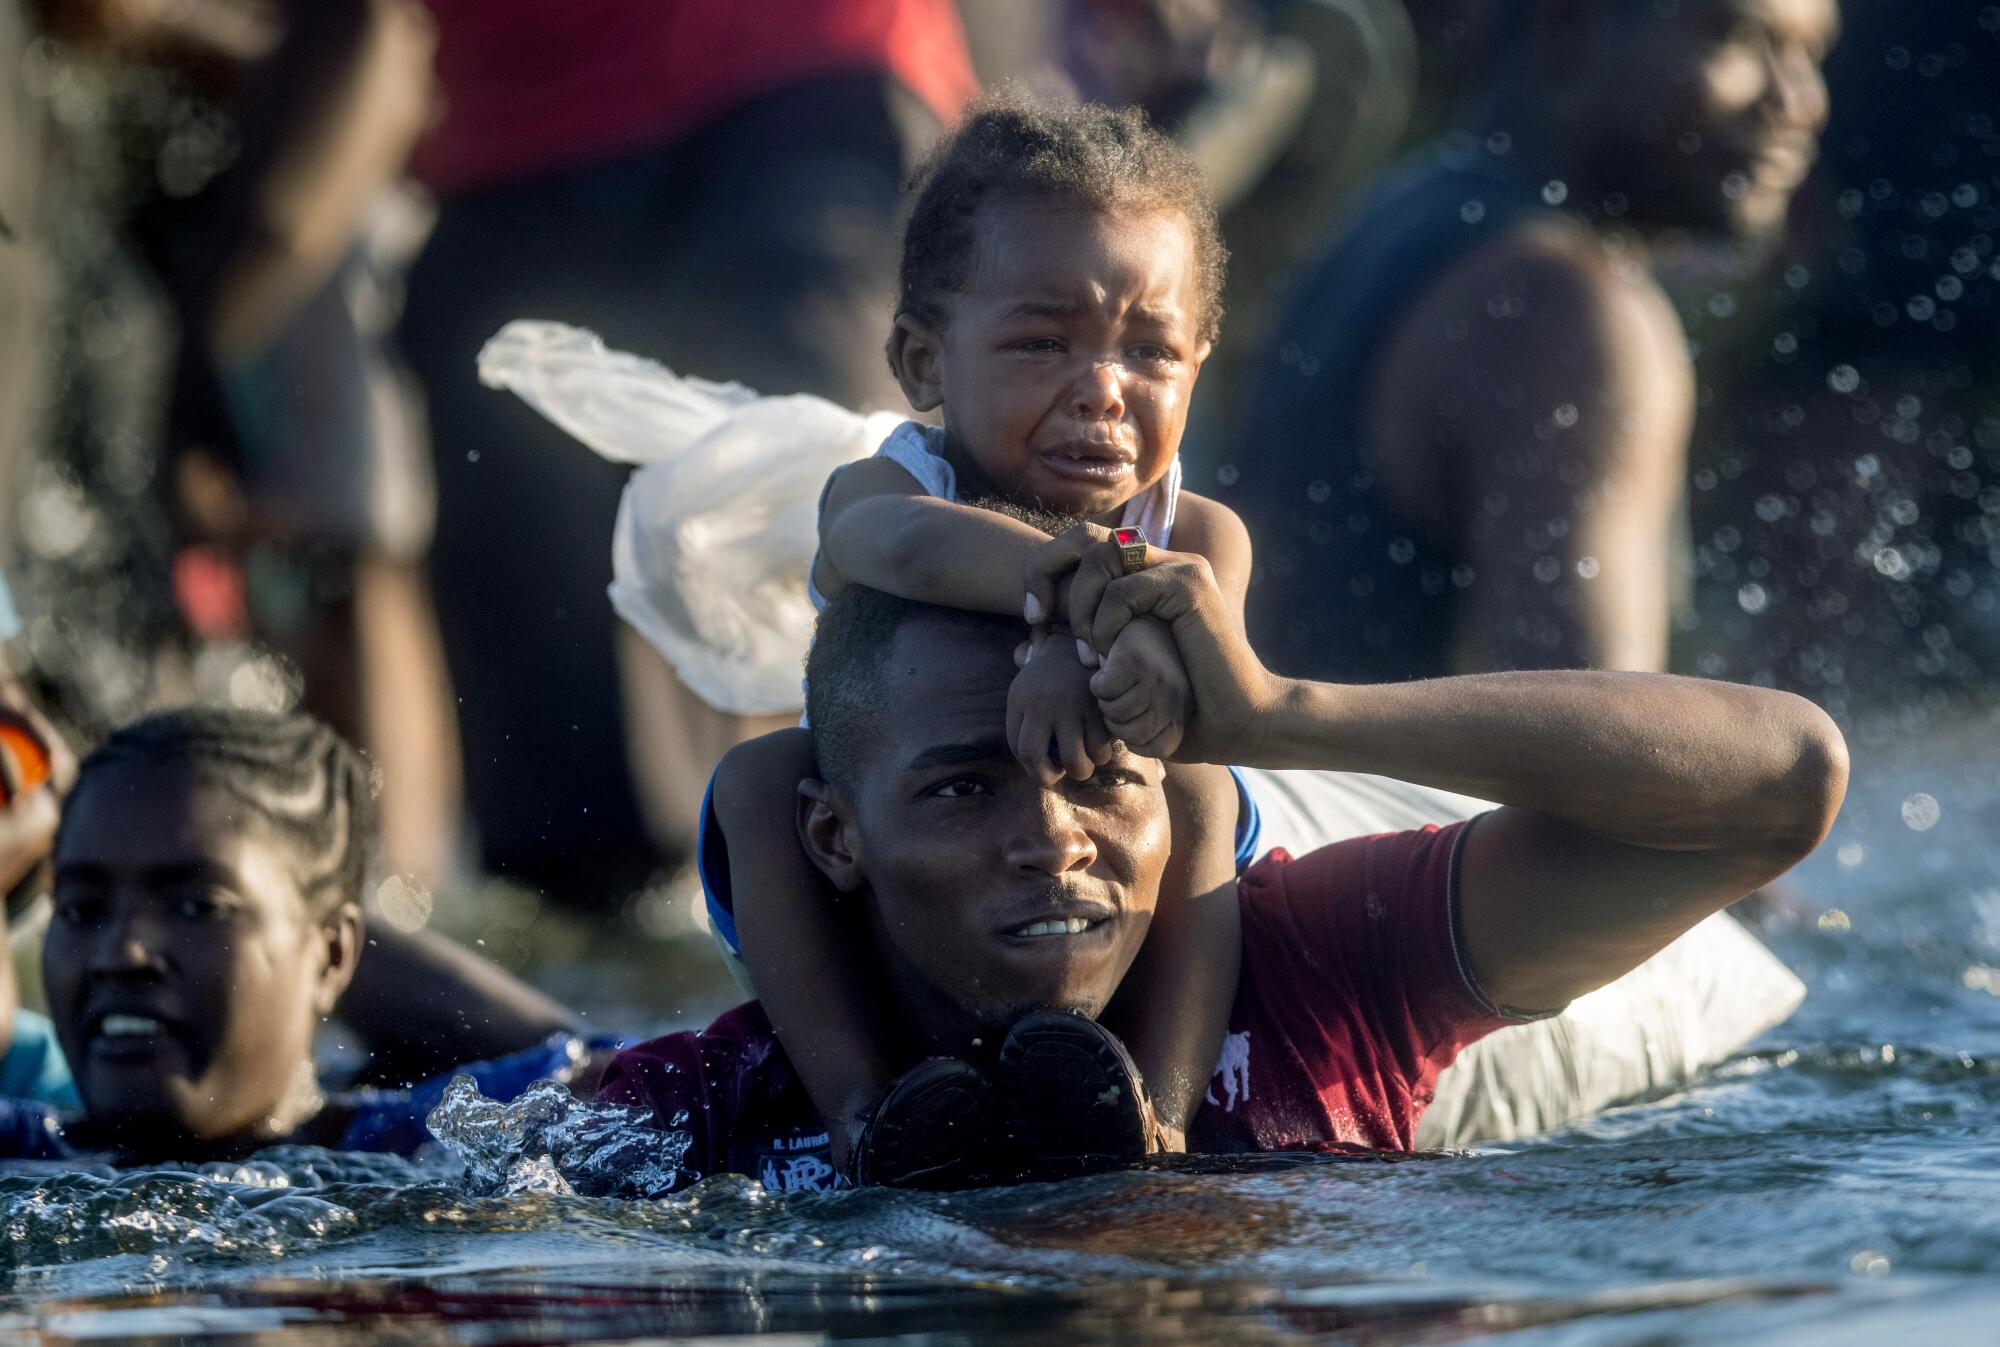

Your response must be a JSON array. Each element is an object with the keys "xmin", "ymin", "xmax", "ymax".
[
  {"xmin": 847, "ymin": 1057, "xmax": 998, "ymax": 1189},
  {"xmin": 995, "ymin": 1012, "xmax": 1160, "ymax": 1178}
]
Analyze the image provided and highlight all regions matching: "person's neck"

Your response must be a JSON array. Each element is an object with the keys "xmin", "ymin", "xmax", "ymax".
[
  {"xmin": 935, "ymin": 426, "xmax": 999, "ymax": 504},
  {"xmin": 1465, "ymin": 91, "xmax": 1656, "ymax": 260},
  {"xmin": 88, "ymin": 1064, "xmax": 328, "ymax": 1165}
]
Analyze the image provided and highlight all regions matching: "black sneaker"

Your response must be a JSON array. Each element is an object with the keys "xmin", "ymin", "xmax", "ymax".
[
  {"xmin": 847, "ymin": 1057, "xmax": 998, "ymax": 1190},
  {"xmin": 995, "ymin": 1012, "xmax": 1156, "ymax": 1177}
]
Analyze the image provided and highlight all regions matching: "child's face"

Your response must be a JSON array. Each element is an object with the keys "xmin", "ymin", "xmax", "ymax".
[
  {"xmin": 45, "ymin": 761, "xmax": 358, "ymax": 1153},
  {"xmin": 897, "ymin": 201, "xmax": 1210, "ymax": 522}
]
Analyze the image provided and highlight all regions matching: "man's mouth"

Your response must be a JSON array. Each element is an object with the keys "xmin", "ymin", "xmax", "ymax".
[{"xmin": 1007, "ymin": 915, "xmax": 1106, "ymax": 939}]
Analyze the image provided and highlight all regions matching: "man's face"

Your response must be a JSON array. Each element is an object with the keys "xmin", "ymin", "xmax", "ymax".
[
  {"xmin": 45, "ymin": 762, "xmax": 352, "ymax": 1153},
  {"xmin": 1582, "ymin": 0, "xmax": 1838, "ymax": 237},
  {"xmin": 807, "ymin": 619, "xmax": 1173, "ymax": 1039},
  {"xmin": 913, "ymin": 201, "xmax": 1209, "ymax": 524}
]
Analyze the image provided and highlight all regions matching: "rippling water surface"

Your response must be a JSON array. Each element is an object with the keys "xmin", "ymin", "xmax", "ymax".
[{"xmin": 4, "ymin": 717, "xmax": 1997, "ymax": 1345}]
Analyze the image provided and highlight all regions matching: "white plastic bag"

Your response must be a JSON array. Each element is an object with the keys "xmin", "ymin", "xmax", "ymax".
[{"xmin": 479, "ymin": 321, "xmax": 899, "ymax": 715}]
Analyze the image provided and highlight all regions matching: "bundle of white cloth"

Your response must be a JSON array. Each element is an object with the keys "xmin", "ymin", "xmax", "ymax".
[
  {"xmin": 480, "ymin": 319, "xmax": 1804, "ymax": 1148},
  {"xmin": 479, "ymin": 319, "xmax": 901, "ymax": 715}
]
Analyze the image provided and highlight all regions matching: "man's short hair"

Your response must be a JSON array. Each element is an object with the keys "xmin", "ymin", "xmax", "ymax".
[
  {"xmin": 805, "ymin": 502, "xmax": 1082, "ymax": 787},
  {"xmin": 897, "ymin": 89, "xmax": 1228, "ymax": 344},
  {"xmin": 805, "ymin": 589, "xmax": 1021, "ymax": 790}
]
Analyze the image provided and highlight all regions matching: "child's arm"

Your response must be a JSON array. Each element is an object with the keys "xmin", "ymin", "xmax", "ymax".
[
  {"xmin": 1082, "ymin": 616, "xmax": 1242, "ymax": 1148},
  {"xmin": 1164, "ymin": 493, "xmax": 1254, "ymax": 628},
  {"xmin": 1106, "ymin": 757, "xmax": 1242, "ymax": 1148},
  {"xmin": 814, "ymin": 457, "xmax": 1074, "ymax": 615},
  {"xmin": 713, "ymin": 727, "xmax": 894, "ymax": 1171}
]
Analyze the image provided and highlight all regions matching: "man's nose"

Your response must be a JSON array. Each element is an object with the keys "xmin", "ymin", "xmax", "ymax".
[
  {"xmin": 1003, "ymin": 792, "xmax": 1099, "ymax": 878},
  {"xmin": 1767, "ymin": 42, "xmax": 1828, "ymax": 133},
  {"xmin": 1070, "ymin": 359, "xmax": 1127, "ymax": 420}
]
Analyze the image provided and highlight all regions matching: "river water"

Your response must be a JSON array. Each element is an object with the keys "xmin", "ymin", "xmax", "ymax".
[{"xmin": 2, "ymin": 708, "xmax": 1996, "ymax": 1346}]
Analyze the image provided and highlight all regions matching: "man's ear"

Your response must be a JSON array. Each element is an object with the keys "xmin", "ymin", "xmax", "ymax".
[
  {"xmin": 887, "ymin": 314, "xmax": 945, "ymax": 413},
  {"xmin": 796, "ymin": 778, "xmax": 867, "ymax": 894},
  {"xmin": 312, "ymin": 901, "xmax": 364, "ymax": 1016}
]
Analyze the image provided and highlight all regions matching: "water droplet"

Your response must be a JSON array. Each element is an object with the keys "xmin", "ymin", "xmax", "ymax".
[
  {"xmin": 375, "ymin": 875, "xmax": 434, "ymax": 933},
  {"xmin": 1901, "ymin": 792, "xmax": 1941, "ymax": 831}
]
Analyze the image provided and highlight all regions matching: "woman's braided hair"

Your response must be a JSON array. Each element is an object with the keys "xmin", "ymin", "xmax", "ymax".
[
  {"xmin": 61, "ymin": 707, "xmax": 375, "ymax": 914},
  {"xmin": 896, "ymin": 89, "xmax": 1228, "ymax": 344}
]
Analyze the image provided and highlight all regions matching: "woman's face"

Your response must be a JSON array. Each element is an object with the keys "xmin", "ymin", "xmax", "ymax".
[{"xmin": 45, "ymin": 760, "xmax": 357, "ymax": 1156}]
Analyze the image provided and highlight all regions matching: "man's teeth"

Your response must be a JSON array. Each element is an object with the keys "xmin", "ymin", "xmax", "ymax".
[
  {"xmin": 1014, "ymin": 917, "xmax": 1097, "ymax": 938},
  {"xmin": 99, "ymin": 1014, "xmax": 165, "ymax": 1038}
]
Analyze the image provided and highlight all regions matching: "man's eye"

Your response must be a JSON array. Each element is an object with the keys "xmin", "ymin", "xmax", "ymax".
[
  {"xmin": 928, "ymin": 777, "xmax": 990, "ymax": 799},
  {"xmin": 1129, "ymin": 344, "xmax": 1176, "ymax": 364},
  {"xmin": 1081, "ymin": 768, "xmax": 1143, "ymax": 792},
  {"xmin": 1014, "ymin": 337, "xmax": 1065, "ymax": 354}
]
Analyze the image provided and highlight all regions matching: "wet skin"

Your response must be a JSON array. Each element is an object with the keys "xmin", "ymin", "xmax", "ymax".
[
  {"xmin": 902, "ymin": 200, "xmax": 1210, "ymax": 525},
  {"xmin": 800, "ymin": 615, "xmax": 1173, "ymax": 1051},
  {"xmin": 1574, "ymin": 0, "xmax": 1838, "ymax": 237},
  {"xmin": 45, "ymin": 761, "xmax": 359, "ymax": 1159}
]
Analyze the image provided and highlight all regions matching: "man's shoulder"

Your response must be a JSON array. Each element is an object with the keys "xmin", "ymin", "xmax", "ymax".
[
  {"xmin": 594, "ymin": 1002, "xmax": 785, "ymax": 1119},
  {"xmin": 599, "ymin": 1003, "xmax": 778, "ymax": 1082},
  {"xmin": 1239, "ymin": 824, "xmax": 1468, "ymax": 916}
]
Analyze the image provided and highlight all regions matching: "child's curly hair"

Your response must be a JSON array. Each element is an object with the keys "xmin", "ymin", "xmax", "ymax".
[{"xmin": 897, "ymin": 91, "xmax": 1228, "ymax": 345}]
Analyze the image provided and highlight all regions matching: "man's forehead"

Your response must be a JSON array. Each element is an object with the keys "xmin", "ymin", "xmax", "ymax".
[
  {"xmin": 879, "ymin": 618, "xmax": 1019, "ymax": 748},
  {"xmin": 1687, "ymin": 0, "xmax": 1838, "ymax": 40}
]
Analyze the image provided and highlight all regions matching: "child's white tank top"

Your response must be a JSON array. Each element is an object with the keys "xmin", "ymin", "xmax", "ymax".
[{"xmin": 806, "ymin": 421, "xmax": 1183, "ymax": 612}]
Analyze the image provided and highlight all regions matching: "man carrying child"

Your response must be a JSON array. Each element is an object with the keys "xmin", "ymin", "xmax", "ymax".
[{"xmin": 595, "ymin": 534, "xmax": 1847, "ymax": 1191}]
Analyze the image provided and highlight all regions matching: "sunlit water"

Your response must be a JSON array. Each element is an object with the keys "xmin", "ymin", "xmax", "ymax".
[{"xmin": 3, "ymin": 713, "xmax": 1997, "ymax": 1346}]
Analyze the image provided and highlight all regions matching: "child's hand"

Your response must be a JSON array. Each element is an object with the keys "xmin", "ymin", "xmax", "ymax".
[
  {"xmin": 1088, "ymin": 617, "xmax": 1189, "ymax": 760},
  {"xmin": 1007, "ymin": 631, "xmax": 1114, "ymax": 785},
  {"xmin": 1021, "ymin": 524, "xmax": 1120, "ymax": 660}
]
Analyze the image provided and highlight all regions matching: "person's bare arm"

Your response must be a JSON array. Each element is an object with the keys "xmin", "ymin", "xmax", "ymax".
[
  {"xmin": 1161, "ymin": 492, "xmax": 1252, "ymax": 626},
  {"xmin": 209, "ymin": 0, "xmax": 437, "ymax": 359},
  {"xmin": 716, "ymin": 728, "xmax": 894, "ymax": 1169},
  {"xmin": 815, "ymin": 457, "xmax": 1075, "ymax": 616},
  {"xmin": 1248, "ymin": 672, "xmax": 1844, "ymax": 1010},
  {"xmin": 1101, "ymin": 758, "xmax": 1240, "ymax": 1148},
  {"xmin": 1368, "ymin": 231, "xmax": 1692, "ymax": 673},
  {"xmin": 341, "ymin": 924, "xmax": 582, "ymax": 1084},
  {"xmin": 1070, "ymin": 542, "xmax": 1849, "ymax": 1015}
]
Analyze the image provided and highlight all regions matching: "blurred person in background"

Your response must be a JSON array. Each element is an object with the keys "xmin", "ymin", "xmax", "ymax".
[
  {"xmin": 7, "ymin": 0, "xmax": 459, "ymax": 884},
  {"xmin": 399, "ymin": 1, "xmax": 975, "ymax": 910},
  {"xmin": 1221, "ymin": 0, "xmax": 1840, "ymax": 683},
  {"xmin": 1664, "ymin": 1, "xmax": 2000, "ymax": 718}
]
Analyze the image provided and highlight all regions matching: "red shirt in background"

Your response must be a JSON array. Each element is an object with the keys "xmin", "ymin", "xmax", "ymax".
[
  {"xmin": 595, "ymin": 822, "xmax": 1516, "ymax": 1194},
  {"xmin": 415, "ymin": 0, "xmax": 978, "ymax": 194}
]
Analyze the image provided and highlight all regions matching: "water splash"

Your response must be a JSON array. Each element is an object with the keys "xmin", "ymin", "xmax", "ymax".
[{"xmin": 424, "ymin": 1075, "xmax": 691, "ymax": 1199}]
